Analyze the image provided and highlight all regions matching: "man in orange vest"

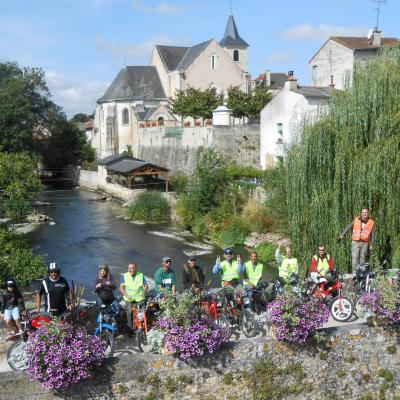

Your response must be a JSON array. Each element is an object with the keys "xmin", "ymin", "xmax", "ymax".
[{"xmin": 339, "ymin": 208, "xmax": 376, "ymax": 273}]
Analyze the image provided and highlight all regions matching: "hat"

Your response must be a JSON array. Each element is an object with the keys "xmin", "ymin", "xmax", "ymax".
[
  {"xmin": 48, "ymin": 262, "xmax": 61, "ymax": 272},
  {"xmin": 188, "ymin": 256, "xmax": 196, "ymax": 261},
  {"xmin": 223, "ymin": 247, "xmax": 234, "ymax": 255},
  {"xmin": 6, "ymin": 280, "xmax": 16, "ymax": 287},
  {"xmin": 162, "ymin": 256, "xmax": 172, "ymax": 263}
]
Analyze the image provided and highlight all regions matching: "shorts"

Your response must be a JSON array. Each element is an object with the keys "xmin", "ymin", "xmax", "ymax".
[{"xmin": 4, "ymin": 307, "xmax": 20, "ymax": 321}]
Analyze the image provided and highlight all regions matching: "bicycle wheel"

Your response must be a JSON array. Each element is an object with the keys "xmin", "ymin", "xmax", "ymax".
[
  {"xmin": 137, "ymin": 330, "xmax": 150, "ymax": 353},
  {"xmin": 241, "ymin": 309, "xmax": 258, "ymax": 338},
  {"xmin": 330, "ymin": 296, "xmax": 353, "ymax": 322},
  {"xmin": 99, "ymin": 330, "xmax": 115, "ymax": 358},
  {"xmin": 7, "ymin": 339, "xmax": 29, "ymax": 371}
]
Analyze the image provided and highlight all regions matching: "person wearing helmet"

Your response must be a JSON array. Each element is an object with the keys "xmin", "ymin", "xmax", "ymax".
[
  {"xmin": 213, "ymin": 247, "xmax": 244, "ymax": 287},
  {"xmin": 35, "ymin": 262, "xmax": 70, "ymax": 316},
  {"xmin": 0, "ymin": 279, "xmax": 25, "ymax": 336}
]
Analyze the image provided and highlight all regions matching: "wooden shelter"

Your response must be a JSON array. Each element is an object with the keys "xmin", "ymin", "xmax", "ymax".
[{"xmin": 101, "ymin": 156, "xmax": 170, "ymax": 192}]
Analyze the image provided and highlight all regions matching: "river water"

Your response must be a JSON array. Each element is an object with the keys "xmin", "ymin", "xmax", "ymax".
[{"xmin": 28, "ymin": 188, "xmax": 223, "ymax": 298}]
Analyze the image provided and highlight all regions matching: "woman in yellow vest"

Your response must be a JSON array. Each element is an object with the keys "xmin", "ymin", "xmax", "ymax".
[
  {"xmin": 213, "ymin": 248, "xmax": 244, "ymax": 287},
  {"xmin": 119, "ymin": 262, "xmax": 148, "ymax": 330},
  {"xmin": 243, "ymin": 251, "xmax": 264, "ymax": 288},
  {"xmin": 275, "ymin": 241, "xmax": 299, "ymax": 284}
]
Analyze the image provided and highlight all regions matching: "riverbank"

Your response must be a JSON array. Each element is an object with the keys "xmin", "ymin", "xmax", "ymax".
[{"xmin": 0, "ymin": 323, "xmax": 399, "ymax": 399}]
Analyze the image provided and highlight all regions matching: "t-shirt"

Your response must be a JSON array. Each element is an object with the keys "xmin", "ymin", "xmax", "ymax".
[
  {"xmin": 38, "ymin": 276, "xmax": 70, "ymax": 315},
  {"xmin": 154, "ymin": 267, "xmax": 176, "ymax": 292}
]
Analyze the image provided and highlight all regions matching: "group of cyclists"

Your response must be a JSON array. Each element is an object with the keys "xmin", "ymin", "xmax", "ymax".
[{"xmin": 0, "ymin": 207, "xmax": 376, "ymax": 337}]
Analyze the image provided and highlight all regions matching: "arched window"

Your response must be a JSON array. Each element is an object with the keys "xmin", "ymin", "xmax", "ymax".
[
  {"xmin": 122, "ymin": 108, "xmax": 129, "ymax": 125},
  {"xmin": 158, "ymin": 116, "xmax": 164, "ymax": 126},
  {"xmin": 233, "ymin": 50, "xmax": 239, "ymax": 62}
]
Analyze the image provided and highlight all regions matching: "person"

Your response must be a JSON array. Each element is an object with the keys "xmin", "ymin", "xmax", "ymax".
[
  {"xmin": 275, "ymin": 241, "xmax": 299, "ymax": 285},
  {"xmin": 36, "ymin": 262, "xmax": 70, "ymax": 316},
  {"xmin": 338, "ymin": 208, "xmax": 376, "ymax": 273},
  {"xmin": 119, "ymin": 262, "xmax": 148, "ymax": 330},
  {"xmin": 94, "ymin": 264, "xmax": 116, "ymax": 305},
  {"xmin": 182, "ymin": 256, "xmax": 205, "ymax": 291},
  {"xmin": 243, "ymin": 251, "xmax": 264, "ymax": 288},
  {"xmin": 310, "ymin": 245, "xmax": 335, "ymax": 279},
  {"xmin": 154, "ymin": 257, "xmax": 177, "ymax": 295},
  {"xmin": 0, "ymin": 279, "xmax": 25, "ymax": 336},
  {"xmin": 213, "ymin": 248, "xmax": 244, "ymax": 287}
]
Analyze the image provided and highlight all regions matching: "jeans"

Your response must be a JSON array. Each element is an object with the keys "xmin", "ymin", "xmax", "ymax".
[{"xmin": 352, "ymin": 240, "xmax": 369, "ymax": 273}]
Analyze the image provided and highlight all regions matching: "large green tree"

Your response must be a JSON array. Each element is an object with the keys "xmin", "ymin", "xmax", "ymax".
[
  {"xmin": 285, "ymin": 45, "xmax": 400, "ymax": 271},
  {"xmin": 169, "ymin": 87, "xmax": 223, "ymax": 119}
]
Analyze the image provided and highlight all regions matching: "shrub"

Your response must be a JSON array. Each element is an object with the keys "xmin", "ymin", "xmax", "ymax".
[
  {"xmin": 169, "ymin": 173, "xmax": 188, "ymax": 194},
  {"xmin": 216, "ymin": 218, "xmax": 249, "ymax": 247},
  {"xmin": 26, "ymin": 322, "xmax": 105, "ymax": 390},
  {"xmin": 266, "ymin": 293, "xmax": 329, "ymax": 344},
  {"xmin": 127, "ymin": 191, "xmax": 170, "ymax": 222},
  {"xmin": 255, "ymin": 242, "xmax": 276, "ymax": 263},
  {"xmin": 0, "ymin": 227, "xmax": 46, "ymax": 286}
]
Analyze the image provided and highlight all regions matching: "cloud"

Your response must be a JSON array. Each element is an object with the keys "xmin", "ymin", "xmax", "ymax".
[
  {"xmin": 266, "ymin": 52, "xmax": 296, "ymax": 65},
  {"xmin": 95, "ymin": 34, "xmax": 190, "ymax": 60},
  {"xmin": 283, "ymin": 23, "xmax": 368, "ymax": 41},
  {"xmin": 132, "ymin": 0, "xmax": 186, "ymax": 14},
  {"xmin": 46, "ymin": 70, "xmax": 109, "ymax": 116}
]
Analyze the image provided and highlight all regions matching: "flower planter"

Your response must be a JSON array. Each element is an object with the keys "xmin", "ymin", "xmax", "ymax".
[
  {"xmin": 205, "ymin": 119, "xmax": 212, "ymax": 125},
  {"xmin": 139, "ymin": 123, "xmax": 145, "ymax": 128},
  {"xmin": 194, "ymin": 121, "xmax": 201, "ymax": 126},
  {"xmin": 151, "ymin": 122, "xmax": 157, "ymax": 127},
  {"xmin": 184, "ymin": 121, "xmax": 191, "ymax": 127}
]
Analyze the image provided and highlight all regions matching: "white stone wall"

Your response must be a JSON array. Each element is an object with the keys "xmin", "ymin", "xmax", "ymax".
[
  {"xmin": 260, "ymin": 86, "xmax": 329, "ymax": 169},
  {"xmin": 310, "ymin": 40, "xmax": 354, "ymax": 90},
  {"xmin": 78, "ymin": 169, "xmax": 98, "ymax": 190}
]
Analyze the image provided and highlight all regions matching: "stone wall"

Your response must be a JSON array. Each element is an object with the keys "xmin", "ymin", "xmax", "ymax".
[
  {"xmin": 78, "ymin": 169, "xmax": 98, "ymax": 190},
  {"xmin": 137, "ymin": 124, "xmax": 260, "ymax": 174}
]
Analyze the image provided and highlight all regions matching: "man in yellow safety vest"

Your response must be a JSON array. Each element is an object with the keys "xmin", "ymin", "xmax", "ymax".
[
  {"xmin": 243, "ymin": 251, "xmax": 264, "ymax": 288},
  {"xmin": 213, "ymin": 248, "xmax": 244, "ymax": 287},
  {"xmin": 275, "ymin": 241, "xmax": 299, "ymax": 285},
  {"xmin": 119, "ymin": 262, "xmax": 148, "ymax": 329}
]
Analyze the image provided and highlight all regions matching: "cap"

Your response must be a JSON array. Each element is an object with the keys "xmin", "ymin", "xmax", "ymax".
[
  {"xmin": 224, "ymin": 247, "xmax": 234, "ymax": 255},
  {"xmin": 48, "ymin": 262, "xmax": 61, "ymax": 272},
  {"xmin": 6, "ymin": 280, "xmax": 16, "ymax": 287},
  {"xmin": 162, "ymin": 256, "xmax": 172, "ymax": 263}
]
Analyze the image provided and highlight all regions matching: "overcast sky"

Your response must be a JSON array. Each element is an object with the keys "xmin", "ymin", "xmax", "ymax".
[{"xmin": 1, "ymin": 0, "xmax": 398, "ymax": 117}]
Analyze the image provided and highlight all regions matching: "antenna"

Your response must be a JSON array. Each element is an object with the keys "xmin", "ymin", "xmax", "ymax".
[{"xmin": 372, "ymin": 0, "xmax": 387, "ymax": 30}]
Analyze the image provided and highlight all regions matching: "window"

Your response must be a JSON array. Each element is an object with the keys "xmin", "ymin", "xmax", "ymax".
[
  {"xmin": 277, "ymin": 123, "xmax": 283, "ymax": 136},
  {"xmin": 210, "ymin": 54, "xmax": 217, "ymax": 70},
  {"xmin": 312, "ymin": 65, "xmax": 318, "ymax": 81},
  {"xmin": 122, "ymin": 108, "xmax": 129, "ymax": 125},
  {"xmin": 233, "ymin": 50, "xmax": 239, "ymax": 62}
]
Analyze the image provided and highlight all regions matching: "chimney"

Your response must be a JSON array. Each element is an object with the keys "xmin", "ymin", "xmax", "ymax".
[
  {"xmin": 285, "ymin": 70, "xmax": 298, "ymax": 90},
  {"xmin": 265, "ymin": 70, "xmax": 271, "ymax": 87},
  {"xmin": 372, "ymin": 28, "xmax": 382, "ymax": 46}
]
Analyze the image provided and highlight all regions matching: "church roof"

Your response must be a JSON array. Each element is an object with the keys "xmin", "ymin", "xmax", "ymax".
[
  {"xmin": 97, "ymin": 66, "xmax": 166, "ymax": 103},
  {"xmin": 155, "ymin": 40, "xmax": 212, "ymax": 72},
  {"xmin": 219, "ymin": 15, "xmax": 249, "ymax": 47}
]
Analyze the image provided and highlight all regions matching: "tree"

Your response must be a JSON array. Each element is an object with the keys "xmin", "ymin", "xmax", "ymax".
[
  {"xmin": 226, "ymin": 86, "xmax": 249, "ymax": 118},
  {"xmin": 169, "ymin": 87, "xmax": 223, "ymax": 119},
  {"xmin": 246, "ymin": 86, "xmax": 273, "ymax": 119},
  {"xmin": 69, "ymin": 113, "xmax": 93, "ymax": 124}
]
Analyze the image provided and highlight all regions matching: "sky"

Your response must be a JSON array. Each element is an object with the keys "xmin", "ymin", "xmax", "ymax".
[{"xmin": 1, "ymin": 0, "xmax": 399, "ymax": 117}]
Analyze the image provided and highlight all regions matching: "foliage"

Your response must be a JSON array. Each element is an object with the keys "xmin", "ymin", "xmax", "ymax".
[
  {"xmin": 146, "ymin": 329, "xmax": 165, "ymax": 353},
  {"xmin": 285, "ymin": 45, "xmax": 400, "ymax": 271},
  {"xmin": 247, "ymin": 86, "xmax": 274, "ymax": 119},
  {"xmin": 246, "ymin": 356, "xmax": 313, "ymax": 400},
  {"xmin": 25, "ymin": 321, "xmax": 105, "ymax": 390},
  {"xmin": 216, "ymin": 217, "xmax": 249, "ymax": 247},
  {"xmin": 0, "ymin": 62, "xmax": 93, "ymax": 168},
  {"xmin": 266, "ymin": 293, "xmax": 329, "ymax": 344},
  {"xmin": 359, "ymin": 275, "xmax": 400, "ymax": 322},
  {"xmin": 169, "ymin": 87, "xmax": 223, "ymax": 119},
  {"xmin": 80, "ymin": 139, "xmax": 96, "ymax": 163},
  {"xmin": 169, "ymin": 173, "xmax": 188, "ymax": 194},
  {"xmin": 127, "ymin": 191, "xmax": 170, "ymax": 222},
  {"xmin": 122, "ymin": 145, "xmax": 134, "ymax": 157},
  {"xmin": 81, "ymin": 161, "xmax": 98, "ymax": 171},
  {"xmin": 0, "ymin": 227, "xmax": 46, "ymax": 285},
  {"xmin": 69, "ymin": 113, "xmax": 93, "ymax": 124},
  {"xmin": 255, "ymin": 242, "xmax": 276, "ymax": 263},
  {"xmin": 0, "ymin": 152, "xmax": 42, "ymax": 218}
]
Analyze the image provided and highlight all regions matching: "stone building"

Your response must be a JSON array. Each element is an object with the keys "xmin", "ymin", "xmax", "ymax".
[
  {"xmin": 260, "ymin": 74, "xmax": 331, "ymax": 169},
  {"xmin": 310, "ymin": 30, "xmax": 399, "ymax": 90}
]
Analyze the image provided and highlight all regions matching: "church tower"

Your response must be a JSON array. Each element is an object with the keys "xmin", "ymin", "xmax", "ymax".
[{"xmin": 219, "ymin": 15, "xmax": 249, "ymax": 73}]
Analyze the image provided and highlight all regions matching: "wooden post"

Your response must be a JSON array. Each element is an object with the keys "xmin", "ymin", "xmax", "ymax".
[{"xmin": 165, "ymin": 173, "xmax": 169, "ymax": 193}]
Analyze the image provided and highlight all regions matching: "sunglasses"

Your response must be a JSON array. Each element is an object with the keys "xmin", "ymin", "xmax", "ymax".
[
  {"xmin": 225, "ymin": 251, "xmax": 233, "ymax": 255},
  {"xmin": 163, "ymin": 260, "xmax": 171, "ymax": 263}
]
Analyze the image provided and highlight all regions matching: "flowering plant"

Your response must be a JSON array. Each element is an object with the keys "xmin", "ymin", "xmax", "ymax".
[
  {"xmin": 358, "ymin": 276, "xmax": 400, "ymax": 322},
  {"xmin": 156, "ymin": 315, "xmax": 228, "ymax": 360},
  {"xmin": 266, "ymin": 293, "xmax": 329, "ymax": 344},
  {"xmin": 25, "ymin": 322, "xmax": 105, "ymax": 390}
]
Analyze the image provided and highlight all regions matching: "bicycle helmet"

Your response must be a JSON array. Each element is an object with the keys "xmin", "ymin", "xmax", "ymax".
[{"xmin": 48, "ymin": 262, "xmax": 61, "ymax": 273}]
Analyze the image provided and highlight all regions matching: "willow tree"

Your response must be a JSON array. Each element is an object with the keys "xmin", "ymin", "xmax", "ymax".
[{"xmin": 286, "ymin": 45, "xmax": 400, "ymax": 271}]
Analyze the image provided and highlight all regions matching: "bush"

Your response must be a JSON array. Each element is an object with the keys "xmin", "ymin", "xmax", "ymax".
[
  {"xmin": 0, "ymin": 227, "xmax": 46, "ymax": 286},
  {"xmin": 216, "ymin": 218, "xmax": 249, "ymax": 247},
  {"xmin": 169, "ymin": 173, "xmax": 188, "ymax": 194},
  {"xmin": 255, "ymin": 242, "xmax": 276, "ymax": 263},
  {"xmin": 26, "ymin": 321, "xmax": 105, "ymax": 390},
  {"xmin": 127, "ymin": 191, "xmax": 170, "ymax": 222}
]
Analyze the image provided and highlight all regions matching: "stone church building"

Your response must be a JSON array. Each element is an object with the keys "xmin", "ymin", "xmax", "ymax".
[{"xmin": 92, "ymin": 15, "xmax": 249, "ymax": 158}]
